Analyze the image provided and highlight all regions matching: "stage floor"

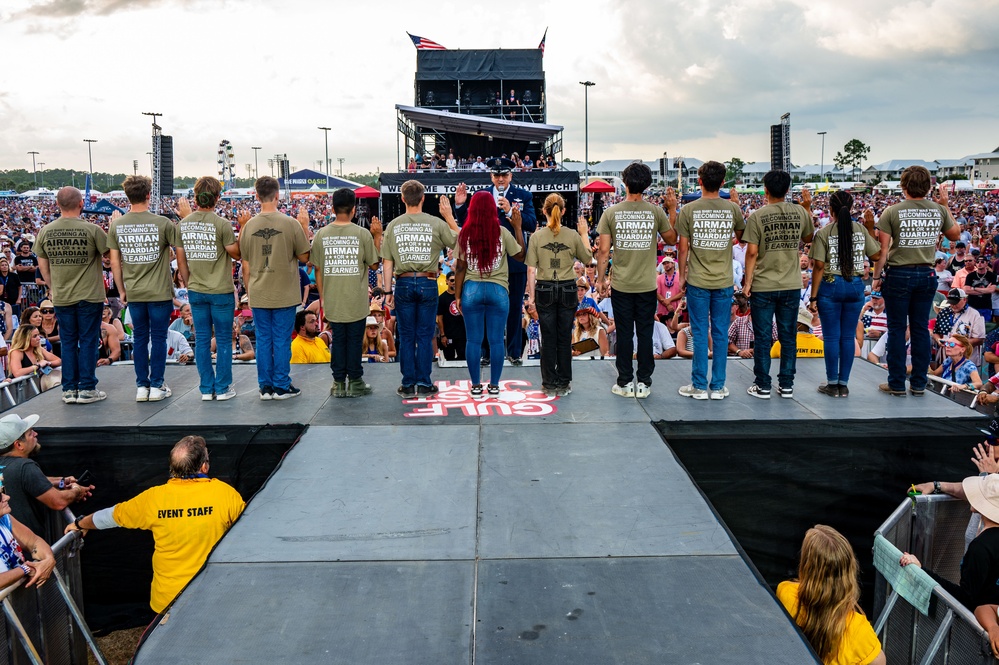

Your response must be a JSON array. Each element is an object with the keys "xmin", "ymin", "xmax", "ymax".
[{"xmin": 24, "ymin": 359, "xmax": 977, "ymax": 664}]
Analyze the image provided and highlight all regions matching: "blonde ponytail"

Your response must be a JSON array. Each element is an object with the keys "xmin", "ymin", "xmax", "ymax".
[{"xmin": 543, "ymin": 193, "xmax": 565, "ymax": 236}]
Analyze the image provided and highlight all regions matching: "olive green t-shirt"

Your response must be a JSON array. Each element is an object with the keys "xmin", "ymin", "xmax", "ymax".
[
  {"xmin": 596, "ymin": 201, "xmax": 671, "ymax": 293},
  {"xmin": 809, "ymin": 222, "xmax": 879, "ymax": 277},
  {"xmin": 876, "ymin": 200, "xmax": 955, "ymax": 267},
  {"xmin": 33, "ymin": 216, "xmax": 108, "ymax": 306},
  {"xmin": 380, "ymin": 212, "xmax": 458, "ymax": 273},
  {"xmin": 310, "ymin": 223, "xmax": 379, "ymax": 323},
  {"xmin": 526, "ymin": 226, "xmax": 593, "ymax": 282},
  {"xmin": 675, "ymin": 198, "xmax": 745, "ymax": 290},
  {"xmin": 108, "ymin": 210, "xmax": 180, "ymax": 303},
  {"xmin": 179, "ymin": 211, "xmax": 237, "ymax": 294},
  {"xmin": 742, "ymin": 202, "xmax": 812, "ymax": 291},
  {"xmin": 459, "ymin": 227, "xmax": 522, "ymax": 290},
  {"xmin": 239, "ymin": 211, "xmax": 311, "ymax": 309}
]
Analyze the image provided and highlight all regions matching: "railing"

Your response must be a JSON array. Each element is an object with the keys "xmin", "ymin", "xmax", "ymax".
[
  {"xmin": 874, "ymin": 494, "xmax": 996, "ymax": 664},
  {"xmin": 0, "ymin": 511, "xmax": 106, "ymax": 665},
  {"xmin": 0, "ymin": 375, "xmax": 41, "ymax": 412}
]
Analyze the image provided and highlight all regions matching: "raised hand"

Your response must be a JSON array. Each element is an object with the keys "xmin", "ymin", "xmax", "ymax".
[
  {"xmin": 237, "ymin": 209, "xmax": 251, "ymax": 230},
  {"xmin": 800, "ymin": 187, "xmax": 812, "ymax": 209},
  {"xmin": 729, "ymin": 187, "xmax": 740, "ymax": 206},
  {"xmin": 455, "ymin": 183, "xmax": 468, "ymax": 207},
  {"xmin": 664, "ymin": 187, "xmax": 677, "ymax": 212},
  {"xmin": 369, "ymin": 216, "xmax": 382, "ymax": 236},
  {"xmin": 177, "ymin": 197, "xmax": 192, "ymax": 219},
  {"xmin": 439, "ymin": 196, "xmax": 455, "ymax": 223}
]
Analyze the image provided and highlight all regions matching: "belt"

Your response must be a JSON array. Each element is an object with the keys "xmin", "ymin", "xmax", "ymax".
[
  {"xmin": 396, "ymin": 271, "xmax": 438, "ymax": 278},
  {"xmin": 890, "ymin": 263, "xmax": 932, "ymax": 269}
]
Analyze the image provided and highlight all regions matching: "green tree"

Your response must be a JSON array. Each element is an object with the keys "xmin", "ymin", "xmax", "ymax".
[
  {"xmin": 725, "ymin": 157, "xmax": 745, "ymax": 185},
  {"xmin": 833, "ymin": 139, "xmax": 871, "ymax": 181}
]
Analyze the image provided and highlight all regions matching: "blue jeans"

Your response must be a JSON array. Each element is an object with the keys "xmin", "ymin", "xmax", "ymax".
[
  {"xmin": 252, "ymin": 305, "xmax": 296, "ymax": 390},
  {"xmin": 189, "ymin": 290, "xmax": 235, "ymax": 395},
  {"xmin": 687, "ymin": 284, "xmax": 733, "ymax": 391},
  {"xmin": 54, "ymin": 300, "xmax": 103, "ymax": 391},
  {"xmin": 816, "ymin": 276, "xmax": 865, "ymax": 385},
  {"xmin": 462, "ymin": 280, "xmax": 509, "ymax": 386},
  {"xmin": 394, "ymin": 277, "xmax": 439, "ymax": 387},
  {"xmin": 130, "ymin": 300, "xmax": 172, "ymax": 389},
  {"xmin": 749, "ymin": 289, "xmax": 800, "ymax": 390},
  {"xmin": 330, "ymin": 319, "xmax": 366, "ymax": 382},
  {"xmin": 882, "ymin": 265, "xmax": 937, "ymax": 391}
]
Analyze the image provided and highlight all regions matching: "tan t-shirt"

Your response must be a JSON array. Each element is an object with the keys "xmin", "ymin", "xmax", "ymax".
[
  {"xmin": 742, "ymin": 202, "xmax": 812, "ymax": 291},
  {"xmin": 526, "ymin": 226, "xmax": 593, "ymax": 282},
  {"xmin": 108, "ymin": 211, "xmax": 180, "ymax": 303},
  {"xmin": 310, "ymin": 223, "xmax": 379, "ymax": 323},
  {"xmin": 33, "ymin": 216, "xmax": 108, "ymax": 306},
  {"xmin": 809, "ymin": 222, "xmax": 879, "ymax": 277},
  {"xmin": 459, "ymin": 227, "xmax": 522, "ymax": 290},
  {"xmin": 675, "ymin": 198, "xmax": 745, "ymax": 290},
  {"xmin": 239, "ymin": 211, "xmax": 311, "ymax": 309},
  {"xmin": 876, "ymin": 200, "xmax": 955, "ymax": 267},
  {"xmin": 596, "ymin": 201, "xmax": 671, "ymax": 293},
  {"xmin": 179, "ymin": 211, "xmax": 237, "ymax": 294},
  {"xmin": 380, "ymin": 212, "xmax": 458, "ymax": 273}
]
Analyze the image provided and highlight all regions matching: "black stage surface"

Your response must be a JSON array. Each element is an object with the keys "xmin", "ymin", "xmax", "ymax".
[{"xmin": 24, "ymin": 359, "xmax": 981, "ymax": 663}]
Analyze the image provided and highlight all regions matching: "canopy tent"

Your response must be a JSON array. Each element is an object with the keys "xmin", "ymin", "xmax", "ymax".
[
  {"xmin": 278, "ymin": 169, "xmax": 363, "ymax": 191},
  {"xmin": 397, "ymin": 104, "xmax": 560, "ymax": 144},
  {"xmin": 581, "ymin": 180, "xmax": 615, "ymax": 193},
  {"xmin": 353, "ymin": 186, "xmax": 380, "ymax": 199},
  {"xmin": 83, "ymin": 199, "xmax": 125, "ymax": 215}
]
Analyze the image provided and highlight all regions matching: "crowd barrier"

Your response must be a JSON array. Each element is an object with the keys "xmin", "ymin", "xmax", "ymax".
[
  {"xmin": 873, "ymin": 495, "xmax": 997, "ymax": 664},
  {"xmin": 0, "ymin": 375, "xmax": 40, "ymax": 413},
  {"xmin": 0, "ymin": 510, "xmax": 105, "ymax": 665}
]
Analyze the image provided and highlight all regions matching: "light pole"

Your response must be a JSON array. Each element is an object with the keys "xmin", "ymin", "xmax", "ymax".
[
  {"xmin": 817, "ymin": 131, "xmax": 827, "ymax": 184},
  {"xmin": 27, "ymin": 152, "xmax": 39, "ymax": 187},
  {"xmin": 84, "ymin": 139, "xmax": 97, "ymax": 175},
  {"xmin": 38, "ymin": 163, "xmax": 45, "ymax": 187},
  {"xmin": 337, "ymin": 157, "xmax": 345, "ymax": 177},
  {"xmin": 579, "ymin": 81, "xmax": 595, "ymax": 184},
  {"xmin": 251, "ymin": 146, "xmax": 262, "ymax": 180},
  {"xmin": 318, "ymin": 127, "xmax": 331, "ymax": 190}
]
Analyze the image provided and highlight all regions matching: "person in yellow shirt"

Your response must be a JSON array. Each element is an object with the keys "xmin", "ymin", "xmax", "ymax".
[
  {"xmin": 64, "ymin": 436, "xmax": 245, "ymax": 614},
  {"xmin": 290, "ymin": 310, "xmax": 331, "ymax": 364},
  {"xmin": 778, "ymin": 525, "xmax": 885, "ymax": 665},
  {"xmin": 771, "ymin": 307, "xmax": 824, "ymax": 358}
]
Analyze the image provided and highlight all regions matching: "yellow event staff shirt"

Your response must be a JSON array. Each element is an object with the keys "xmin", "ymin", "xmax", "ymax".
[
  {"xmin": 112, "ymin": 478, "xmax": 245, "ymax": 612},
  {"xmin": 291, "ymin": 335, "xmax": 331, "ymax": 364}
]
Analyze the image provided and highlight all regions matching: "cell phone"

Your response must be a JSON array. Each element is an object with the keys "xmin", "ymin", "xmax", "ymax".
[{"xmin": 77, "ymin": 470, "xmax": 91, "ymax": 486}]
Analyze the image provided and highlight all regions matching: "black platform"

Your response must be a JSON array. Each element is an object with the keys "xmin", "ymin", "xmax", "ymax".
[{"xmin": 20, "ymin": 359, "xmax": 979, "ymax": 664}]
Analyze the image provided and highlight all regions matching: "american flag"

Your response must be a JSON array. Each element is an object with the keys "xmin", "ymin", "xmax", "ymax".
[
  {"xmin": 408, "ymin": 33, "xmax": 446, "ymax": 50},
  {"xmin": 539, "ymin": 28, "xmax": 547, "ymax": 56}
]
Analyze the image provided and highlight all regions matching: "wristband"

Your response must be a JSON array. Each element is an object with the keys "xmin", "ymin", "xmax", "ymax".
[
  {"xmin": 74, "ymin": 515, "xmax": 85, "ymax": 531},
  {"xmin": 19, "ymin": 564, "xmax": 31, "ymax": 577},
  {"xmin": 809, "ymin": 297, "xmax": 818, "ymax": 302},
  {"xmin": 933, "ymin": 480, "xmax": 942, "ymax": 494}
]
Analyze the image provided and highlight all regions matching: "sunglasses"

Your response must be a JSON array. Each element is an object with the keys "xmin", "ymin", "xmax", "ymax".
[
  {"xmin": 41, "ymin": 308, "xmax": 55, "ymax": 314},
  {"xmin": 944, "ymin": 341, "xmax": 964, "ymax": 348}
]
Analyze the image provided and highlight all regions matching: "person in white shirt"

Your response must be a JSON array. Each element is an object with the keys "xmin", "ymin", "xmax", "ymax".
[
  {"xmin": 150, "ymin": 328, "xmax": 193, "ymax": 364},
  {"xmin": 633, "ymin": 320, "xmax": 676, "ymax": 359}
]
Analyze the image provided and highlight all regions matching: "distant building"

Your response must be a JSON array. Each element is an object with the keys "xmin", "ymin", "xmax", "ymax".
[
  {"xmin": 860, "ymin": 160, "xmax": 938, "ymax": 183},
  {"xmin": 970, "ymin": 149, "xmax": 999, "ymax": 182}
]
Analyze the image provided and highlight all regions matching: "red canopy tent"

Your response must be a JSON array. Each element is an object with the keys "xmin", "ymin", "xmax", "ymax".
[
  {"xmin": 580, "ymin": 180, "xmax": 614, "ymax": 193},
  {"xmin": 354, "ymin": 185, "xmax": 380, "ymax": 198}
]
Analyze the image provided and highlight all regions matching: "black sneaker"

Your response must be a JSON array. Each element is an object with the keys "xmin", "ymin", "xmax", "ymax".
[
  {"xmin": 480, "ymin": 357, "xmax": 490, "ymax": 367},
  {"xmin": 778, "ymin": 386, "xmax": 794, "ymax": 399},
  {"xmin": 272, "ymin": 385, "xmax": 301, "ymax": 400},
  {"xmin": 470, "ymin": 384, "xmax": 485, "ymax": 399},
  {"xmin": 397, "ymin": 385, "xmax": 417, "ymax": 399},
  {"xmin": 487, "ymin": 384, "xmax": 500, "ymax": 396},
  {"xmin": 417, "ymin": 384, "xmax": 440, "ymax": 398},
  {"xmin": 507, "ymin": 356, "xmax": 523, "ymax": 366},
  {"xmin": 259, "ymin": 386, "xmax": 274, "ymax": 401},
  {"xmin": 838, "ymin": 384, "xmax": 850, "ymax": 398}
]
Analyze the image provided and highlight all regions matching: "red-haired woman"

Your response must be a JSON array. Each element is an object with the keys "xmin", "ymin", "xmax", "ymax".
[{"xmin": 454, "ymin": 191, "xmax": 525, "ymax": 398}]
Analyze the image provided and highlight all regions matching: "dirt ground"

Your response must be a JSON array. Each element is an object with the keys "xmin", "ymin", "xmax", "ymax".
[{"xmin": 88, "ymin": 626, "xmax": 145, "ymax": 665}]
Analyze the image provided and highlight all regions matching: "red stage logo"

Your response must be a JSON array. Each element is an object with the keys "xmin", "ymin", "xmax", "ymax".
[{"xmin": 403, "ymin": 379, "xmax": 558, "ymax": 418}]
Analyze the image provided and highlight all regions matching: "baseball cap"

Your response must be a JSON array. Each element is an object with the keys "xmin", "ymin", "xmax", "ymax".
[
  {"xmin": 948, "ymin": 287, "xmax": 968, "ymax": 304},
  {"xmin": 0, "ymin": 413, "xmax": 39, "ymax": 451}
]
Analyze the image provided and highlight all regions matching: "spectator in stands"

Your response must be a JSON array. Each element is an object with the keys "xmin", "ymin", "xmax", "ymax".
[
  {"xmin": 12, "ymin": 242, "xmax": 37, "ymax": 282},
  {"xmin": 727, "ymin": 292, "xmax": 756, "ymax": 359},
  {"xmin": 526, "ymin": 194, "xmax": 592, "ymax": 396},
  {"xmin": 102, "ymin": 254, "xmax": 122, "ymax": 319},
  {"xmin": 964, "ymin": 256, "xmax": 997, "ymax": 322},
  {"xmin": 0, "ymin": 298, "xmax": 12, "ymax": 343},
  {"xmin": 0, "ymin": 413, "xmax": 93, "ymax": 543},
  {"xmin": 367, "ymin": 302, "xmax": 396, "ymax": 359},
  {"xmin": 36, "ymin": 299, "xmax": 60, "ymax": 357},
  {"xmin": 934, "ymin": 257, "xmax": 954, "ymax": 294},
  {"xmin": 808, "ymin": 191, "xmax": 881, "ymax": 397},
  {"xmin": 858, "ymin": 291, "xmax": 888, "ymax": 341},
  {"xmin": 947, "ymin": 241, "xmax": 971, "ymax": 274},
  {"xmin": 9, "ymin": 326, "xmax": 60, "ymax": 388},
  {"xmin": 311, "ymin": 188, "xmax": 381, "ymax": 397},
  {"xmin": 471, "ymin": 157, "xmax": 488, "ymax": 172},
  {"xmin": 571, "ymin": 306, "xmax": 607, "ymax": 359},
  {"xmin": 0, "ymin": 257, "xmax": 22, "ymax": 316},
  {"xmin": 177, "ymin": 176, "xmax": 240, "ymax": 402},
  {"xmin": 454, "ymin": 190, "xmax": 525, "ymax": 398},
  {"xmin": 455, "ymin": 158, "xmax": 537, "ymax": 365},
  {"xmin": 656, "ymin": 256, "xmax": 682, "ymax": 323},
  {"xmin": 290, "ymin": 310, "xmax": 330, "ymax": 364},
  {"xmin": 929, "ymin": 333, "xmax": 982, "ymax": 388},
  {"xmin": 778, "ymin": 525, "xmax": 885, "ymax": 665},
  {"xmin": 160, "ymin": 328, "xmax": 192, "ymax": 364},
  {"xmin": 437, "ymin": 272, "xmax": 465, "ymax": 361},
  {"xmin": 97, "ymin": 314, "xmax": 121, "ymax": 366},
  {"xmin": 110, "ymin": 175, "xmax": 187, "ymax": 403},
  {"xmin": 0, "ymin": 466, "xmax": 56, "ymax": 589},
  {"xmin": 677, "ymin": 161, "xmax": 745, "ymax": 400},
  {"xmin": 933, "ymin": 288, "xmax": 986, "ymax": 358},
  {"xmin": 382, "ymin": 180, "xmax": 459, "ymax": 398},
  {"xmin": 576, "ymin": 277, "xmax": 598, "ymax": 311},
  {"xmin": 102, "ymin": 303, "xmax": 125, "ymax": 340},
  {"xmin": 240, "ymin": 176, "xmax": 311, "ymax": 400},
  {"xmin": 212, "ymin": 320, "xmax": 254, "ymax": 362},
  {"xmin": 637, "ymin": 318, "xmax": 677, "ymax": 360},
  {"xmin": 66, "ymin": 435, "xmax": 245, "ymax": 615},
  {"xmin": 872, "ymin": 166, "xmax": 961, "ymax": 396},
  {"xmin": 362, "ymin": 317, "xmax": 390, "ymax": 363},
  {"xmin": 446, "ymin": 152, "xmax": 457, "ymax": 172}
]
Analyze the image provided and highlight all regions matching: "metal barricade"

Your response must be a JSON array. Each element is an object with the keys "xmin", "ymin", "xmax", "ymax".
[
  {"xmin": 874, "ymin": 495, "xmax": 997, "ymax": 665},
  {"xmin": 0, "ymin": 521, "xmax": 106, "ymax": 665},
  {"xmin": 0, "ymin": 375, "xmax": 41, "ymax": 413},
  {"xmin": 18, "ymin": 286, "xmax": 46, "ymax": 309}
]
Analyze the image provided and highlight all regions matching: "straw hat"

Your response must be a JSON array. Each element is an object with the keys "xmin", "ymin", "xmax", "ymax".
[{"xmin": 962, "ymin": 474, "xmax": 999, "ymax": 524}]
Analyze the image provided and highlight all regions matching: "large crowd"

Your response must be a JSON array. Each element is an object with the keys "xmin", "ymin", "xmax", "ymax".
[{"xmin": 2, "ymin": 160, "xmax": 999, "ymax": 660}]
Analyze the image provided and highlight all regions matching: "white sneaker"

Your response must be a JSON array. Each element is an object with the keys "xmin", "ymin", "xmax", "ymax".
[
  {"xmin": 201, "ymin": 393, "xmax": 214, "ymax": 401},
  {"xmin": 710, "ymin": 386, "xmax": 730, "ymax": 400},
  {"xmin": 136, "ymin": 386, "xmax": 150, "ymax": 402},
  {"xmin": 635, "ymin": 382, "xmax": 651, "ymax": 399},
  {"xmin": 678, "ymin": 384, "xmax": 709, "ymax": 400},
  {"xmin": 747, "ymin": 384, "xmax": 771, "ymax": 399},
  {"xmin": 148, "ymin": 384, "xmax": 172, "ymax": 401},
  {"xmin": 216, "ymin": 386, "xmax": 237, "ymax": 401},
  {"xmin": 611, "ymin": 382, "xmax": 635, "ymax": 397}
]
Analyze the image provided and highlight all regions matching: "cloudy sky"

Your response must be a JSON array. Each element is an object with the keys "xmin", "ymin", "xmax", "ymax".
[{"xmin": 2, "ymin": 0, "xmax": 998, "ymax": 180}]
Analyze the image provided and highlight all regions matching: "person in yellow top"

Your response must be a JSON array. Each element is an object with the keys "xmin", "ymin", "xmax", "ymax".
[
  {"xmin": 290, "ymin": 310, "xmax": 331, "ymax": 364},
  {"xmin": 778, "ymin": 525, "xmax": 884, "ymax": 665},
  {"xmin": 65, "ymin": 436, "xmax": 245, "ymax": 614},
  {"xmin": 771, "ymin": 307, "xmax": 825, "ymax": 358}
]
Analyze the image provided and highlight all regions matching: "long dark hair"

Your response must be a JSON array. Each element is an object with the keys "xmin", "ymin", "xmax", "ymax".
[
  {"xmin": 830, "ymin": 191, "xmax": 855, "ymax": 279},
  {"xmin": 459, "ymin": 191, "xmax": 501, "ymax": 277}
]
